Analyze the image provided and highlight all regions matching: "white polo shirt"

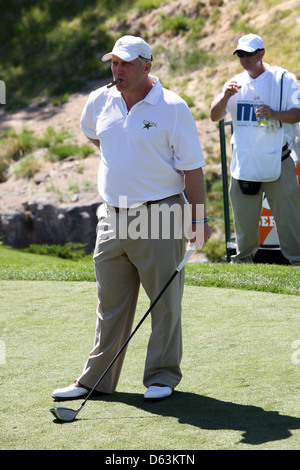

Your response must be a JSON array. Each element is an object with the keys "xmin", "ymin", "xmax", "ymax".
[{"xmin": 80, "ymin": 75, "xmax": 205, "ymax": 207}]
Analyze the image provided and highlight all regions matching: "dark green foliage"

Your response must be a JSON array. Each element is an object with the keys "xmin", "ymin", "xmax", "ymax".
[
  {"xmin": 21, "ymin": 242, "xmax": 86, "ymax": 260},
  {"xmin": 0, "ymin": 0, "xmax": 120, "ymax": 109}
]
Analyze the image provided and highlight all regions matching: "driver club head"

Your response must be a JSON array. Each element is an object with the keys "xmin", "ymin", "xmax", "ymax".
[{"xmin": 50, "ymin": 406, "xmax": 80, "ymax": 422}]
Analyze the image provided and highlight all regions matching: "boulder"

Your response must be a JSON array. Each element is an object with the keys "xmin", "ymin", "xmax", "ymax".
[{"xmin": 0, "ymin": 198, "xmax": 100, "ymax": 254}]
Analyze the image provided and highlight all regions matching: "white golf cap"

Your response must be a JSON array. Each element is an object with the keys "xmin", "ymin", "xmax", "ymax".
[
  {"xmin": 233, "ymin": 33, "xmax": 264, "ymax": 55},
  {"xmin": 102, "ymin": 35, "xmax": 153, "ymax": 62}
]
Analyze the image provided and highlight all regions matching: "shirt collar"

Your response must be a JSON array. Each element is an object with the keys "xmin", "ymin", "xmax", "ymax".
[{"xmin": 143, "ymin": 75, "xmax": 162, "ymax": 105}]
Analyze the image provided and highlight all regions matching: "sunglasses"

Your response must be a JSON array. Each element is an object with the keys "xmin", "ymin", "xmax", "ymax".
[{"xmin": 236, "ymin": 49, "xmax": 263, "ymax": 58}]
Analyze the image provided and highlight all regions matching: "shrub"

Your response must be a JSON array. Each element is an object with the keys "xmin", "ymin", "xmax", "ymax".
[{"xmin": 22, "ymin": 243, "xmax": 86, "ymax": 260}]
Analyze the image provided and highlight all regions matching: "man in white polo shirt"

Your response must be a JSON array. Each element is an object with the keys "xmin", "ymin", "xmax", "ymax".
[
  {"xmin": 52, "ymin": 35, "xmax": 211, "ymax": 401},
  {"xmin": 210, "ymin": 33, "xmax": 300, "ymax": 264}
]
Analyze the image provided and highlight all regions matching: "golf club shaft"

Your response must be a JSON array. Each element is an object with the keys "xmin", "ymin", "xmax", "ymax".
[{"xmin": 79, "ymin": 245, "xmax": 195, "ymax": 410}]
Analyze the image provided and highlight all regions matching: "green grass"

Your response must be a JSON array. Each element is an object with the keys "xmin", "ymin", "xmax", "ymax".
[
  {"xmin": 1, "ymin": 281, "xmax": 300, "ymax": 450},
  {"xmin": 186, "ymin": 262, "xmax": 300, "ymax": 296},
  {"xmin": 0, "ymin": 244, "xmax": 299, "ymax": 295},
  {"xmin": 0, "ymin": 245, "xmax": 299, "ymax": 450}
]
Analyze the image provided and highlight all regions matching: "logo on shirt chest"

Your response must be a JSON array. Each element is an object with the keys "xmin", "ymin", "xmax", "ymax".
[
  {"xmin": 142, "ymin": 119, "xmax": 157, "ymax": 130},
  {"xmin": 237, "ymin": 102, "xmax": 257, "ymax": 123}
]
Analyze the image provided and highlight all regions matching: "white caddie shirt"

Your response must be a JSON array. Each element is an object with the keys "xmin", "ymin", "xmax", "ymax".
[
  {"xmin": 225, "ymin": 65, "xmax": 300, "ymax": 182},
  {"xmin": 80, "ymin": 75, "xmax": 205, "ymax": 207}
]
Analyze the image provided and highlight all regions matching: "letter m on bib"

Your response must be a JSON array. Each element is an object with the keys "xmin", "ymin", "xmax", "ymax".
[{"xmin": 237, "ymin": 103, "xmax": 256, "ymax": 122}]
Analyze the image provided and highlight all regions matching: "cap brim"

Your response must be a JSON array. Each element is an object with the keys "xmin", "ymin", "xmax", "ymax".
[
  {"xmin": 233, "ymin": 46, "xmax": 259, "ymax": 55},
  {"xmin": 102, "ymin": 51, "xmax": 139, "ymax": 62}
]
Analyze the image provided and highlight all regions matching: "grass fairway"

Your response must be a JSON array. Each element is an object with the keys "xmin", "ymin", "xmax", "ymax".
[{"xmin": 0, "ymin": 280, "xmax": 299, "ymax": 450}]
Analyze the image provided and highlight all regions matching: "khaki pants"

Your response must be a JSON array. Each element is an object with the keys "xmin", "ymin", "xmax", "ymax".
[
  {"xmin": 77, "ymin": 194, "xmax": 187, "ymax": 393},
  {"xmin": 230, "ymin": 156, "xmax": 300, "ymax": 265}
]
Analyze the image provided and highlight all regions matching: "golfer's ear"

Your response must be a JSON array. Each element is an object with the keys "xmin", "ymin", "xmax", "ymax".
[{"xmin": 144, "ymin": 61, "xmax": 152, "ymax": 74}]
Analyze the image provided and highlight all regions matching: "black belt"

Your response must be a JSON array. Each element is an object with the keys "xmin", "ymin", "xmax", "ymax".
[
  {"xmin": 113, "ymin": 201, "xmax": 155, "ymax": 214},
  {"xmin": 281, "ymin": 143, "xmax": 291, "ymax": 161},
  {"xmin": 111, "ymin": 195, "xmax": 179, "ymax": 213}
]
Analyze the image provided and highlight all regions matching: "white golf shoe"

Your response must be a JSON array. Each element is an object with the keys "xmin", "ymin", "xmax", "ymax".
[
  {"xmin": 144, "ymin": 385, "xmax": 173, "ymax": 401},
  {"xmin": 52, "ymin": 382, "xmax": 89, "ymax": 399}
]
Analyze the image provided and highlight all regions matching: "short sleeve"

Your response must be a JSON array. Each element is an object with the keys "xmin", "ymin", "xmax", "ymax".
[
  {"xmin": 170, "ymin": 100, "xmax": 206, "ymax": 170},
  {"xmin": 80, "ymin": 91, "xmax": 98, "ymax": 140},
  {"xmin": 285, "ymin": 72, "xmax": 300, "ymax": 111}
]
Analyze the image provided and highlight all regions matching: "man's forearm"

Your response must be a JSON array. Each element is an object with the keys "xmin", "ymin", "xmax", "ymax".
[
  {"xmin": 210, "ymin": 94, "xmax": 228, "ymax": 122},
  {"xmin": 184, "ymin": 167, "xmax": 211, "ymax": 248},
  {"xmin": 184, "ymin": 167, "xmax": 207, "ymax": 218},
  {"xmin": 271, "ymin": 107, "xmax": 300, "ymax": 124}
]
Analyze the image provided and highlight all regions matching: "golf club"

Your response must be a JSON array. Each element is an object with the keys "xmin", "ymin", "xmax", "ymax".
[{"xmin": 50, "ymin": 244, "xmax": 195, "ymax": 422}]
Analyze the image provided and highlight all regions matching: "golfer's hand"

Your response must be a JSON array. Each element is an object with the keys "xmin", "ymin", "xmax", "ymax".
[{"xmin": 189, "ymin": 221, "xmax": 211, "ymax": 250}]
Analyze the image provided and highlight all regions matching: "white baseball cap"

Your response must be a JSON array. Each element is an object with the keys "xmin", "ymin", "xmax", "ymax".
[
  {"xmin": 233, "ymin": 33, "xmax": 264, "ymax": 55},
  {"xmin": 102, "ymin": 35, "xmax": 153, "ymax": 62}
]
